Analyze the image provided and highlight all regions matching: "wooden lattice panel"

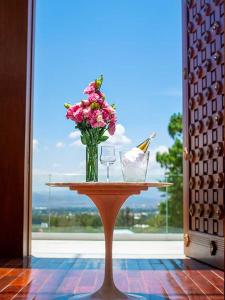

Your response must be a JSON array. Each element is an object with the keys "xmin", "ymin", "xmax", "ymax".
[{"xmin": 183, "ymin": 0, "xmax": 224, "ymax": 269}]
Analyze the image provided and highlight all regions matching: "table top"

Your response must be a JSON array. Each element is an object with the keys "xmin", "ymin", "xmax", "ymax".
[
  {"xmin": 47, "ymin": 182, "xmax": 172, "ymax": 188},
  {"xmin": 46, "ymin": 182, "xmax": 172, "ymax": 196}
]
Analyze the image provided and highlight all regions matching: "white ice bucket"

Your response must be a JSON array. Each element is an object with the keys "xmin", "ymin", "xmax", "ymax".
[{"xmin": 120, "ymin": 150, "xmax": 150, "ymax": 182}]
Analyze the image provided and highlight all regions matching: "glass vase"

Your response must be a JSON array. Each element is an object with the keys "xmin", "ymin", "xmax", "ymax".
[{"xmin": 86, "ymin": 144, "xmax": 98, "ymax": 182}]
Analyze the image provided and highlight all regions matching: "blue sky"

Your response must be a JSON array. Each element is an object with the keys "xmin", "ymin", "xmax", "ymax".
[{"xmin": 33, "ymin": 0, "xmax": 182, "ymax": 189}]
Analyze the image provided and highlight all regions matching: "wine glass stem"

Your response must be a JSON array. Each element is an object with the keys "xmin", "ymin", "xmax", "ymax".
[{"xmin": 107, "ymin": 162, "xmax": 110, "ymax": 182}]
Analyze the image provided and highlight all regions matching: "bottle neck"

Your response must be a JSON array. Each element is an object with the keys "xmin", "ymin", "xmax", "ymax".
[{"xmin": 137, "ymin": 138, "xmax": 150, "ymax": 153}]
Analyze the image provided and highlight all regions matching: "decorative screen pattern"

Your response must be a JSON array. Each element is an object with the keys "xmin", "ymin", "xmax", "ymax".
[{"xmin": 187, "ymin": 0, "xmax": 224, "ymax": 238}]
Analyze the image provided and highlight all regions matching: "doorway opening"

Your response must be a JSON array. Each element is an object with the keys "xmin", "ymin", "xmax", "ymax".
[{"xmin": 32, "ymin": 0, "xmax": 183, "ymax": 257}]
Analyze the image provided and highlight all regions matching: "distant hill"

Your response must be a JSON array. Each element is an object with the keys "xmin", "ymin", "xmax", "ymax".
[{"xmin": 32, "ymin": 190, "xmax": 166, "ymax": 210}]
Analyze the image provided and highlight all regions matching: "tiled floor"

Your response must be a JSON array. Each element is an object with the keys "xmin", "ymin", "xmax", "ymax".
[{"xmin": 0, "ymin": 257, "xmax": 223, "ymax": 299}]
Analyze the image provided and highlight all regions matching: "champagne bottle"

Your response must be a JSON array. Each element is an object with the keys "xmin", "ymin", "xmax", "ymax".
[{"xmin": 137, "ymin": 132, "xmax": 156, "ymax": 153}]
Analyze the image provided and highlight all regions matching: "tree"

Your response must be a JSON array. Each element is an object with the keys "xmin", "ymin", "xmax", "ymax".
[
  {"xmin": 156, "ymin": 113, "xmax": 183, "ymax": 231},
  {"xmin": 116, "ymin": 208, "xmax": 134, "ymax": 227}
]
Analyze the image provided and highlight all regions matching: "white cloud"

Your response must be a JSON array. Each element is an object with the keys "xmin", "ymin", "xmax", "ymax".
[
  {"xmin": 68, "ymin": 130, "xmax": 83, "ymax": 147},
  {"xmin": 149, "ymin": 145, "xmax": 168, "ymax": 163},
  {"xmin": 105, "ymin": 124, "xmax": 131, "ymax": 146},
  {"xmin": 69, "ymin": 124, "xmax": 131, "ymax": 148},
  {"xmin": 56, "ymin": 142, "xmax": 65, "ymax": 148},
  {"xmin": 147, "ymin": 145, "xmax": 168, "ymax": 178},
  {"xmin": 33, "ymin": 139, "xmax": 38, "ymax": 151},
  {"xmin": 70, "ymin": 139, "xmax": 83, "ymax": 147},
  {"xmin": 69, "ymin": 131, "xmax": 80, "ymax": 139}
]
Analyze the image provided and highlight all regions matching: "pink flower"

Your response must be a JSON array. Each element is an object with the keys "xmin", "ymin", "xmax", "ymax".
[
  {"xmin": 83, "ymin": 107, "xmax": 91, "ymax": 118},
  {"xmin": 87, "ymin": 109, "xmax": 98, "ymax": 126},
  {"xmin": 88, "ymin": 110, "xmax": 106, "ymax": 128},
  {"xmin": 108, "ymin": 122, "xmax": 116, "ymax": 135},
  {"xmin": 81, "ymin": 99, "xmax": 90, "ymax": 107},
  {"xmin": 104, "ymin": 104, "xmax": 114, "ymax": 114},
  {"xmin": 97, "ymin": 98, "xmax": 104, "ymax": 105},
  {"xmin": 110, "ymin": 113, "xmax": 117, "ymax": 123},
  {"xmin": 83, "ymin": 82, "xmax": 96, "ymax": 94},
  {"xmin": 102, "ymin": 108, "xmax": 111, "ymax": 122},
  {"xmin": 66, "ymin": 77, "xmax": 117, "ymax": 133},
  {"xmin": 96, "ymin": 114, "xmax": 106, "ymax": 127},
  {"xmin": 73, "ymin": 107, "xmax": 84, "ymax": 123},
  {"xmin": 90, "ymin": 92, "xmax": 104, "ymax": 105},
  {"xmin": 92, "ymin": 120, "xmax": 106, "ymax": 128},
  {"xmin": 88, "ymin": 92, "xmax": 101, "ymax": 103},
  {"xmin": 96, "ymin": 90, "xmax": 105, "ymax": 99},
  {"xmin": 66, "ymin": 104, "xmax": 80, "ymax": 120},
  {"xmin": 101, "ymin": 101, "xmax": 108, "ymax": 108}
]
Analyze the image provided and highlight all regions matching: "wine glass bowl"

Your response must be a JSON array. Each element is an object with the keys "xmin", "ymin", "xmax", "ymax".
[{"xmin": 100, "ymin": 146, "xmax": 116, "ymax": 182}]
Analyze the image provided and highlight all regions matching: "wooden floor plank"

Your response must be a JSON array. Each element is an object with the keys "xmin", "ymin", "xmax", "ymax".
[
  {"xmin": 0, "ymin": 268, "xmax": 14, "ymax": 280},
  {"xmin": 140, "ymin": 270, "xmax": 169, "ymax": 298},
  {"xmin": 56, "ymin": 270, "xmax": 85, "ymax": 294},
  {"xmin": 13, "ymin": 296, "xmax": 35, "ymax": 300},
  {"xmin": 0, "ymin": 258, "xmax": 223, "ymax": 299},
  {"xmin": 155, "ymin": 270, "xmax": 188, "ymax": 299},
  {"xmin": 36, "ymin": 260, "xmax": 73, "ymax": 295},
  {"xmin": 16, "ymin": 270, "xmax": 55, "ymax": 297},
  {"xmin": 210, "ymin": 270, "xmax": 224, "ymax": 280},
  {"xmin": 184, "ymin": 269, "xmax": 222, "ymax": 296},
  {"xmin": 0, "ymin": 269, "xmax": 25, "ymax": 293},
  {"xmin": 209, "ymin": 296, "xmax": 225, "ymax": 300},
  {"xmin": 168, "ymin": 269, "xmax": 210, "ymax": 299},
  {"xmin": 4, "ymin": 269, "xmax": 42, "ymax": 299},
  {"xmin": 114, "ymin": 270, "xmax": 129, "ymax": 292},
  {"xmin": 198, "ymin": 270, "xmax": 224, "ymax": 294}
]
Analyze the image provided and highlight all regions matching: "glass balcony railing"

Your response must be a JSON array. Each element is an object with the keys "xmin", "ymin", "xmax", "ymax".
[{"xmin": 32, "ymin": 173, "xmax": 183, "ymax": 236}]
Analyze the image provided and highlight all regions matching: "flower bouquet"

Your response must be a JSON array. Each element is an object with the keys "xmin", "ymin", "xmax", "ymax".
[{"xmin": 64, "ymin": 75, "xmax": 117, "ymax": 182}]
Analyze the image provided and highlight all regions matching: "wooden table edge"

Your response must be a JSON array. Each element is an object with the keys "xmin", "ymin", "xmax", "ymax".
[{"xmin": 46, "ymin": 182, "xmax": 173, "ymax": 188}]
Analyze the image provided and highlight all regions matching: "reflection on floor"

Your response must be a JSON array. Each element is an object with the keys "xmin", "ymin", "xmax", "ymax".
[
  {"xmin": 0, "ymin": 257, "xmax": 223, "ymax": 299},
  {"xmin": 32, "ymin": 240, "xmax": 184, "ymax": 258}
]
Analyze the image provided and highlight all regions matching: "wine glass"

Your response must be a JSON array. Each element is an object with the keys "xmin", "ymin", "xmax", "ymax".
[{"xmin": 100, "ymin": 146, "xmax": 116, "ymax": 182}]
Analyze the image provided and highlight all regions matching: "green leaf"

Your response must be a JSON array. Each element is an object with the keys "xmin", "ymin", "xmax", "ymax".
[
  {"xmin": 98, "ymin": 128, "xmax": 105, "ymax": 136},
  {"xmin": 95, "ymin": 74, "xmax": 104, "ymax": 89},
  {"xmin": 81, "ymin": 135, "xmax": 87, "ymax": 145},
  {"xmin": 168, "ymin": 113, "xmax": 182, "ymax": 140},
  {"xmin": 99, "ymin": 135, "xmax": 109, "ymax": 142},
  {"xmin": 64, "ymin": 103, "xmax": 71, "ymax": 109},
  {"xmin": 91, "ymin": 102, "xmax": 100, "ymax": 110}
]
